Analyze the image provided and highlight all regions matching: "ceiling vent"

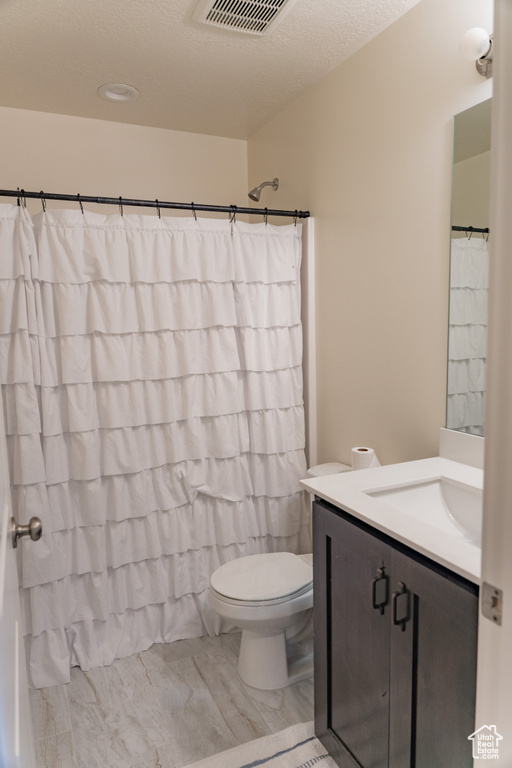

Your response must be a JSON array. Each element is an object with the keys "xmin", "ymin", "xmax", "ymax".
[{"xmin": 192, "ymin": 0, "xmax": 300, "ymax": 36}]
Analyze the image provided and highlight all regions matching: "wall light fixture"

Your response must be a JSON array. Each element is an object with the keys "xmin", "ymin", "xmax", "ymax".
[{"xmin": 459, "ymin": 27, "xmax": 493, "ymax": 78}]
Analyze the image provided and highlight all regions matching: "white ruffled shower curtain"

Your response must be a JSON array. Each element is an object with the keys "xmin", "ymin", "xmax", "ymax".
[
  {"xmin": 446, "ymin": 236, "xmax": 489, "ymax": 435},
  {"xmin": 0, "ymin": 203, "xmax": 309, "ymax": 688}
]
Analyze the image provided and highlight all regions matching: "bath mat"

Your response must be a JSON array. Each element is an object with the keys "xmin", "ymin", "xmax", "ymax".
[{"xmin": 183, "ymin": 721, "xmax": 338, "ymax": 768}]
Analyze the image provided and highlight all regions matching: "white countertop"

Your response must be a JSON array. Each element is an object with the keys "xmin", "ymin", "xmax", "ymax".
[{"xmin": 301, "ymin": 457, "xmax": 482, "ymax": 584}]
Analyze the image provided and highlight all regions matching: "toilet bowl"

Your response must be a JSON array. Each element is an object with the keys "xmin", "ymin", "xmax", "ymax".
[{"xmin": 208, "ymin": 552, "xmax": 313, "ymax": 690}]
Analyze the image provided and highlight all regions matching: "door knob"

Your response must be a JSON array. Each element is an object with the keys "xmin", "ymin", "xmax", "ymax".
[{"xmin": 10, "ymin": 516, "xmax": 42, "ymax": 548}]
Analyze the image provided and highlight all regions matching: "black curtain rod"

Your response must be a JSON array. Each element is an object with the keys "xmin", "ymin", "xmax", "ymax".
[
  {"xmin": 1, "ymin": 188, "xmax": 310, "ymax": 220},
  {"xmin": 452, "ymin": 225, "xmax": 490, "ymax": 234}
]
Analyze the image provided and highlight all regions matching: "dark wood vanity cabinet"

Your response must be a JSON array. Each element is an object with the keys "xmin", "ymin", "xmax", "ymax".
[{"xmin": 313, "ymin": 498, "xmax": 478, "ymax": 768}]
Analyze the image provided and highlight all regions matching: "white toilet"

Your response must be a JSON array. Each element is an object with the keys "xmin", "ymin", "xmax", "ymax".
[
  {"xmin": 209, "ymin": 551, "xmax": 314, "ymax": 690},
  {"xmin": 208, "ymin": 463, "xmax": 350, "ymax": 690}
]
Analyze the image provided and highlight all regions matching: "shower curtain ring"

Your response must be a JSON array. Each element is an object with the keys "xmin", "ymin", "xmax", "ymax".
[
  {"xmin": 77, "ymin": 194, "xmax": 84, "ymax": 215},
  {"xmin": 40, "ymin": 191, "xmax": 46, "ymax": 213},
  {"xmin": 155, "ymin": 199, "xmax": 161, "ymax": 219},
  {"xmin": 191, "ymin": 202, "xmax": 197, "ymax": 221},
  {"xmin": 264, "ymin": 207, "xmax": 268, "ymax": 225},
  {"xmin": 119, "ymin": 196, "xmax": 124, "ymax": 217},
  {"xmin": 294, "ymin": 210, "xmax": 298, "ymax": 227},
  {"xmin": 230, "ymin": 205, "xmax": 237, "ymax": 223}
]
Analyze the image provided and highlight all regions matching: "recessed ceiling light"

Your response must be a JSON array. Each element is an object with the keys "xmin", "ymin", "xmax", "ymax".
[{"xmin": 97, "ymin": 83, "xmax": 140, "ymax": 102}]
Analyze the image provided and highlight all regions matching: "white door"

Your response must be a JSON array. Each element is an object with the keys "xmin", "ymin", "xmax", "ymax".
[{"xmin": 0, "ymin": 405, "xmax": 36, "ymax": 768}]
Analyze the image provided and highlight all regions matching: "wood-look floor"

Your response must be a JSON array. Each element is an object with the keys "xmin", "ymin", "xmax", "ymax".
[{"xmin": 29, "ymin": 632, "xmax": 314, "ymax": 768}]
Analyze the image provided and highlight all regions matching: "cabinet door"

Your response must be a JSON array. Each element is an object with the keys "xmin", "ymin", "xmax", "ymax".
[
  {"xmin": 389, "ymin": 548, "xmax": 478, "ymax": 768},
  {"xmin": 313, "ymin": 499, "xmax": 478, "ymax": 768},
  {"xmin": 314, "ymin": 499, "xmax": 390, "ymax": 768}
]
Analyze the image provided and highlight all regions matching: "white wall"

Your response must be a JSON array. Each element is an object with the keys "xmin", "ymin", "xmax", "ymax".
[
  {"xmin": 0, "ymin": 106, "xmax": 248, "ymax": 214},
  {"xmin": 248, "ymin": 0, "xmax": 493, "ymax": 467}
]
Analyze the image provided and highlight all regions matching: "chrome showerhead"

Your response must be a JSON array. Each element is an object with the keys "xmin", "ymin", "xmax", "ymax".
[{"xmin": 248, "ymin": 178, "xmax": 279, "ymax": 202}]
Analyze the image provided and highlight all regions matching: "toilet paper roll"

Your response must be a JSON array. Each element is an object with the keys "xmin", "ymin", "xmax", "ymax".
[{"xmin": 351, "ymin": 446, "xmax": 381, "ymax": 470}]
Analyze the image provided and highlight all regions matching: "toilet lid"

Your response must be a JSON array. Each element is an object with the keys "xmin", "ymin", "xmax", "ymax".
[{"xmin": 211, "ymin": 553, "xmax": 312, "ymax": 602}]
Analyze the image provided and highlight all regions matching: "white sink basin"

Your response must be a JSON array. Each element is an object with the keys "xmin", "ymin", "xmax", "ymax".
[
  {"xmin": 300, "ymin": 456, "xmax": 483, "ymax": 583},
  {"xmin": 365, "ymin": 477, "xmax": 482, "ymax": 546}
]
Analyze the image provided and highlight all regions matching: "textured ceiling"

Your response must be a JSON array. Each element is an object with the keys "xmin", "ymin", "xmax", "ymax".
[{"xmin": 0, "ymin": 0, "xmax": 421, "ymax": 140}]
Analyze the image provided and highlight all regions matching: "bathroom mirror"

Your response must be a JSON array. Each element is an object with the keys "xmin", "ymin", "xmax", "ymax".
[{"xmin": 446, "ymin": 98, "xmax": 491, "ymax": 437}]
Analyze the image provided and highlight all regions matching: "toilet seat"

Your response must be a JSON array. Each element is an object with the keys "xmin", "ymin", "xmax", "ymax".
[
  {"xmin": 210, "ymin": 552, "xmax": 312, "ymax": 604},
  {"xmin": 210, "ymin": 581, "xmax": 312, "ymax": 608}
]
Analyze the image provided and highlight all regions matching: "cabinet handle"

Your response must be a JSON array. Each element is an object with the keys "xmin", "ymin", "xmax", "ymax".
[
  {"xmin": 371, "ymin": 567, "xmax": 389, "ymax": 615},
  {"xmin": 392, "ymin": 582, "xmax": 411, "ymax": 631}
]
